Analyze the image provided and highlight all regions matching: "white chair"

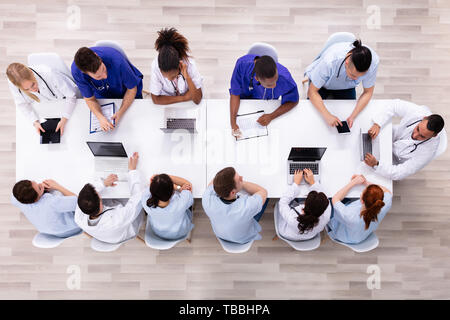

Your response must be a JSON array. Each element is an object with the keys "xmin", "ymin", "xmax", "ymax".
[
  {"xmin": 27, "ymin": 52, "xmax": 73, "ymax": 80},
  {"xmin": 216, "ymin": 237, "xmax": 254, "ymax": 254},
  {"xmin": 90, "ymin": 238, "xmax": 124, "ymax": 252},
  {"xmin": 313, "ymin": 32, "xmax": 356, "ymax": 62},
  {"xmin": 144, "ymin": 219, "xmax": 191, "ymax": 250},
  {"xmin": 273, "ymin": 203, "xmax": 321, "ymax": 251},
  {"xmin": 326, "ymin": 227, "xmax": 379, "ymax": 253},
  {"xmin": 434, "ymin": 128, "xmax": 447, "ymax": 159},
  {"xmin": 247, "ymin": 42, "xmax": 278, "ymax": 63},
  {"xmin": 94, "ymin": 40, "xmax": 129, "ymax": 61},
  {"xmin": 32, "ymin": 230, "xmax": 82, "ymax": 249}
]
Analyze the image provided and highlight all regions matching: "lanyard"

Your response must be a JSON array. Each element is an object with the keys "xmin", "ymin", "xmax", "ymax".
[{"xmin": 170, "ymin": 72, "xmax": 185, "ymax": 96}]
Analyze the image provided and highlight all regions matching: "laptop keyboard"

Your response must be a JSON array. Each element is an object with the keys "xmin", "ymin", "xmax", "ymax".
[
  {"xmin": 166, "ymin": 118, "xmax": 196, "ymax": 129},
  {"xmin": 362, "ymin": 133, "xmax": 373, "ymax": 155},
  {"xmin": 289, "ymin": 162, "xmax": 319, "ymax": 175},
  {"xmin": 95, "ymin": 159, "xmax": 128, "ymax": 173}
]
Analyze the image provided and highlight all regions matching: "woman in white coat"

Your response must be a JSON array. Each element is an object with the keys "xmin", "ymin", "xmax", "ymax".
[
  {"xmin": 6, "ymin": 62, "xmax": 78, "ymax": 135},
  {"xmin": 277, "ymin": 169, "xmax": 331, "ymax": 241}
]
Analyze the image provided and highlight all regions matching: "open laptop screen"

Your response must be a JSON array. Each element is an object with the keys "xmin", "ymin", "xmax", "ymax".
[
  {"xmin": 86, "ymin": 142, "xmax": 127, "ymax": 157},
  {"xmin": 288, "ymin": 147, "xmax": 327, "ymax": 161}
]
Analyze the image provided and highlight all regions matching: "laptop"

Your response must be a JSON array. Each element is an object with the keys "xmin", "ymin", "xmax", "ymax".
[
  {"xmin": 360, "ymin": 129, "xmax": 380, "ymax": 161},
  {"xmin": 160, "ymin": 118, "xmax": 197, "ymax": 133},
  {"xmin": 287, "ymin": 147, "xmax": 326, "ymax": 184},
  {"xmin": 86, "ymin": 142, "xmax": 130, "ymax": 198}
]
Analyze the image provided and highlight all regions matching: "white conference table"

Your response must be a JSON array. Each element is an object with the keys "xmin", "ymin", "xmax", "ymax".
[
  {"xmin": 16, "ymin": 98, "xmax": 392, "ymax": 198},
  {"xmin": 206, "ymin": 99, "xmax": 393, "ymax": 198}
]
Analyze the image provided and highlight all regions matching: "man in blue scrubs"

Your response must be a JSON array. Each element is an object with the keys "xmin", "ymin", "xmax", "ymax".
[
  {"xmin": 71, "ymin": 46, "xmax": 143, "ymax": 131},
  {"xmin": 305, "ymin": 39, "xmax": 379, "ymax": 128},
  {"xmin": 229, "ymin": 55, "xmax": 299, "ymax": 137}
]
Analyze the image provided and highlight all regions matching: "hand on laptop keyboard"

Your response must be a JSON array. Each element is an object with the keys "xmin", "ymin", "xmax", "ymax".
[{"xmin": 103, "ymin": 174, "xmax": 118, "ymax": 187}]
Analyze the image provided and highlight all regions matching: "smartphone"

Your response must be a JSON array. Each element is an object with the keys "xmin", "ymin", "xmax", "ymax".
[{"xmin": 336, "ymin": 121, "xmax": 351, "ymax": 134}]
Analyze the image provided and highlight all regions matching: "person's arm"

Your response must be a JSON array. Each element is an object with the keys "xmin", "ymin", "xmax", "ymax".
[
  {"xmin": 258, "ymin": 101, "xmax": 298, "ymax": 126},
  {"xmin": 230, "ymin": 94, "xmax": 241, "ymax": 131},
  {"xmin": 111, "ymin": 86, "xmax": 137, "ymax": 125},
  {"xmin": 331, "ymin": 175, "xmax": 365, "ymax": 205},
  {"xmin": 242, "ymin": 181, "xmax": 268, "ymax": 204},
  {"xmin": 346, "ymin": 86, "xmax": 374, "ymax": 128},
  {"xmin": 372, "ymin": 153, "xmax": 433, "ymax": 181},
  {"xmin": 363, "ymin": 179, "xmax": 392, "ymax": 194},
  {"xmin": 169, "ymin": 175, "xmax": 191, "ymax": 188},
  {"xmin": 308, "ymin": 82, "xmax": 342, "ymax": 127},
  {"xmin": 181, "ymin": 60, "xmax": 202, "ymax": 105},
  {"xmin": 84, "ymin": 96, "xmax": 115, "ymax": 131},
  {"xmin": 150, "ymin": 93, "xmax": 191, "ymax": 105},
  {"xmin": 42, "ymin": 179, "xmax": 76, "ymax": 197}
]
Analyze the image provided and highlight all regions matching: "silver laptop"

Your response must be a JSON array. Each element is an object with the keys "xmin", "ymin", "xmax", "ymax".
[
  {"xmin": 86, "ymin": 142, "xmax": 130, "ymax": 197},
  {"xmin": 287, "ymin": 147, "xmax": 326, "ymax": 184},
  {"xmin": 360, "ymin": 129, "xmax": 380, "ymax": 161},
  {"xmin": 160, "ymin": 118, "xmax": 197, "ymax": 133}
]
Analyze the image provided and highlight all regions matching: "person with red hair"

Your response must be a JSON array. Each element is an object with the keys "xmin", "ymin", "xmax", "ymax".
[{"xmin": 327, "ymin": 174, "xmax": 392, "ymax": 244}]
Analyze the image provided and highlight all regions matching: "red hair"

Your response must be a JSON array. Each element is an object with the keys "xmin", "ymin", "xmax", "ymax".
[{"xmin": 360, "ymin": 185, "xmax": 385, "ymax": 230}]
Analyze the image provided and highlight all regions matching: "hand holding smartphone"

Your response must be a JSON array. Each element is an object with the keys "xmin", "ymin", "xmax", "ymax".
[{"xmin": 336, "ymin": 121, "xmax": 351, "ymax": 134}]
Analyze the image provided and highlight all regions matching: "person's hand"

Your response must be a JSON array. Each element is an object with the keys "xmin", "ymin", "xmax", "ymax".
[
  {"xmin": 346, "ymin": 116, "xmax": 355, "ymax": 129},
  {"xmin": 368, "ymin": 123, "xmax": 380, "ymax": 139},
  {"xmin": 99, "ymin": 115, "xmax": 115, "ymax": 131},
  {"xmin": 55, "ymin": 117, "xmax": 68, "ymax": 136},
  {"xmin": 179, "ymin": 60, "xmax": 189, "ymax": 79},
  {"xmin": 351, "ymin": 174, "xmax": 366, "ymax": 185},
  {"xmin": 33, "ymin": 121, "xmax": 45, "ymax": 135},
  {"xmin": 111, "ymin": 112, "xmax": 121, "ymax": 126},
  {"xmin": 149, "ymin": 174, "xmax": 157, "ymax": 184},
  {"xmin": 293, "ymin": 169, "xmax": 303, "ymax": 185},
  {"xmin": 303, "ymin": 168, "xmax": 315, "ymax": 185},
  {"xmin": 231, "ymin": 123, "xmax": 242, "ymax": 138},
  {"xmin": 257, "ymin": 114, "xmax": 273, "ymax": 126},
  {"xmin": 42, "ymin": 179, "xmax": 60, "ymax": 191},
  {"xmin": 128, "ymin": 152, "xmax": 139, "ymax": 170},
  {"xmin": 325, "ymin": 113, "xmax": 343, "ymax": 127},
  {"xmin": 180, "ymin": 183, "xmax": 192, "ymax": 191},
  {"xmin": 103, "ymin": 174, "xmax": 118, "ymax": 187},
  {"xmin": 364, "ymin": 153, "xmax": 379, "ymax": 168}
]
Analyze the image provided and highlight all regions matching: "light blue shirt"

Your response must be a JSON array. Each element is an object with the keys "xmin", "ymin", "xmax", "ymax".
[
  {"xmin": 11, "ymin": 192, "xmax": 81, "ymax": 237},
  {"xmin": 305, "ymin": 42, "xmax": 379, "ymax": 90},
  {"xmin": 202, "ymin": 185, "xmax": 263, "ymax": 244},
  {"xmin": 327, "ymin": 192, "xmax": 393, "ymax": 244},
  {"xmin": 142, "ymin": 189, "xmax": 194, "ymax": 240}
]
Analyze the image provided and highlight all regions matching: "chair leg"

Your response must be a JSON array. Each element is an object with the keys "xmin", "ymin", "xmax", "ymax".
[
  {"xmin": 302, "ymin": 77, "xmax": 309, "ymax": 85},
  {"xmin": 272, "ymin": 235, "xmax": 279, "ymax": 241},
  {"xmin": 83, "ymin": 232, "xmax": 92, "ymax": 239},
  {"xmin": 142, "ymin": 89, "xmax": 151, "ymax": 97},
  {"xmin": 186, "ymin": 230, "xmax": 192, "ymax": 244},
  {"xmin": 136, "ymin": 235, "xmax": 146, "ymax": 244}
]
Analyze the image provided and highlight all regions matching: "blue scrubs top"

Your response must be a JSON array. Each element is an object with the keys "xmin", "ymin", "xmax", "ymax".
[
  {"xmin": 71, "ymin": 46, "xmax": 143, "ymax": 99},
  {"xmin": 229, "ymin": 54, "xmax": 299, "ymax": 105}
]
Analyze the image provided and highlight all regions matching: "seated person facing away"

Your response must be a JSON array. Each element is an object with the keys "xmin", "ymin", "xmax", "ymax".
[
  {"xmin": 305, "ymin": 39, "xmax": 379, "ymax": 128},
  {"xmin": 7, "ymin": 62, "xmax": 78, "ymax": 136},
  {"xmin": 11, "ymin": 179, "xmax": 81, "ymax": 237},
  {"xmin": 328, "ymin": 174, "xmax": 392, "ymax": 244},
  {"xmin": 229, "ymin": 54, "xmax": 299, "ymax": 137},
  {"xmin": 142, "ymin": 173, "xmax": 194, "ymax": 240},
  {"xmin": 364, "ymin": 99, "xmax": 445, "ymax": 181},
  {"xmin": 75, "ymin": 152, "xmax": 144, "ymax": 244},
  {"xmin": 277, "ymin": 169, "xmax": 330, "ymax": 241},
  {"xmin": 150, "ymin": 27, "xmax": 203, "ymax": 105},
  {"xmin": 71, "ymin": 46, "xmax": 143, "ymax": 131},
  {"xmin": 202, "ymin": 167, "xmax": 268, "ymax": 244}
]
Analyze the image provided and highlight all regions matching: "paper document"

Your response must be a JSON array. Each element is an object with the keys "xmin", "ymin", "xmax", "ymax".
[
  {"xmin": 236, "ymin": 110, "xmax": 268, "ymax": 141},
  {"xmin": 90, "ymin": 102, "xmax": 115, "ymax": 133}
]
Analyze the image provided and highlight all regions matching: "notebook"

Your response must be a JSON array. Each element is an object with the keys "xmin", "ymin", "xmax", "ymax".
[{"xmin": 235, "ymin": 110, "xmax": 268, "ymax": 141}]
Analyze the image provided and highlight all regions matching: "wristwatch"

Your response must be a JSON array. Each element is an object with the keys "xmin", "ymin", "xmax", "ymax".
[{"xmin": 373, "ymin": 161, "xmax": 379, "ymax": 169}]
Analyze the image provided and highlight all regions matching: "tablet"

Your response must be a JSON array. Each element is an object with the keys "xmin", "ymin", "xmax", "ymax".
[{"xmin": 336, "ymin": 121, "xmax": 350, "ymax": 134}]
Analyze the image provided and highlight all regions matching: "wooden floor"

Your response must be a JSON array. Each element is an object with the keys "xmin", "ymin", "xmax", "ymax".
[{"xmin": 1, "ymin": 0, "xmax": 450, "ymax": 299}]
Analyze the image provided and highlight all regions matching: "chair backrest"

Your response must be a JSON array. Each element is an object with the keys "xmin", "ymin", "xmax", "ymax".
[
  {"xmin": 326, "ymin": 228, "xmax": 379, "ymax": 253},
  {"xmin": 90, "ymin": 238, "xmax": 123, "ymax": 252},
  {"xmin": 434, "ymin": 128, "xmax": 448, "ymax": 159},
  {"xmin": 313, "ymin": 32, "xmax": 356, "ymax": 62},
  {"xmin": 27, "ymin": 52, "xmax": 73, "ymax": 80},
  {"xmin": 32, "ymin": 232, "xmax": 66, "ymax": 249},
  {"xmin": 94, "ymin": 40, "xmax": 129, "ymax": 61},
  {"xmin": 247, "ymin": 42, "xmax": 278, "ymax": 63},
  {"xmin": 217, "ymin": 237, "xmax": 254, "ymax": 253},
  {"xmin": 144, "ymin": 219, "xmax": 188, "ymax": 250}
]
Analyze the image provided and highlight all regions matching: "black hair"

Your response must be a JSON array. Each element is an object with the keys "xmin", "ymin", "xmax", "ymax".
[
  {"xmin": 147, "ymin": 174, "xmax": 174, "ymax": 208},
  {"xmin": 426, "ymin": 114, "xmax": 445, "ymax": 135},
  {"xmin": 13, "ymin": 180, "xmax": 38, "ymax": 204},
  {"xmin": 349, "ymin": 39, "xmax": 372, "ymax": 73},
  {"xmin": 74, "ymin": 47, "xmax": 102, "ymax": 73},
  {"xmin": 296, "ymin": 191, "xmax": 329, "ymax": 234},
  {"xmin": 155, "ymin": 27, "xmax": 190, "ymax": 72},
  {"xmin": 254, "ymin": 55, "xmax": 277, "ymax": 80},
  {"xmin": 78, "ymin": 183, "xmax": 101, "ymax": 217}
]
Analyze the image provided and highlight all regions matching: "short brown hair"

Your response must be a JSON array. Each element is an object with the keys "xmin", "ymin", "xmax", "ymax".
[
  {"xmin": 74, "ymin": 47, "xmax": 102, "ymax": 73},
  {"xmin": 13, "ymin": 180, "xmax": 38, "ymax": 204},
  {"xmin": 213, "ymin": 167, "xmax": 236, "ymax": 198}
]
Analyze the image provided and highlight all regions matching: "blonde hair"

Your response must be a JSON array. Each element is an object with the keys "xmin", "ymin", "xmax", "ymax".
[{"xmin": 6, "ymin": 63, "xmax": 40, "ymax": 102}]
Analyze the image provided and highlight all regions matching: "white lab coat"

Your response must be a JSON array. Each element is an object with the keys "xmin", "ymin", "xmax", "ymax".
[
  {"xmin": 74, "ymin": 170, "xmax": 145, "ymax": 244},
  {"xmin": 277, "ymin": 182, "xmax": 331, "ymax": 241},
  {"xmin": 8, "ymin": 64, "xmax": 78, "ymax": 123},
  {"xmin": 372, "ymin": 99, "xmax": 441, "ymax": 180}
]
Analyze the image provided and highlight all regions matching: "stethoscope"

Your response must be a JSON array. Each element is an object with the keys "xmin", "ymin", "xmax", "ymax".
[
  {"xmin": 170, "ymin": 72, "xmax": 185, "ymax": 96},
  {"xmin": 90, "ymin": 207, "xmax": 113, "ymax": 220},
  {"xmin": 19, "ymin": 67, "xmax": 61, "ymax": 99},
  {"xmin": 336, "ymin": 55, "xmax": 350, "ymax": 79},
  {"xmin": 249, "ymin": 66, "xmax": 275, "ymax": 100},
  {"xmin": 400, "ymin": 119, "xmax": 431, "ymax": 154},
  {"xmin": 89, "ymin": 78, "xmax": 110, "ymax": 91}
]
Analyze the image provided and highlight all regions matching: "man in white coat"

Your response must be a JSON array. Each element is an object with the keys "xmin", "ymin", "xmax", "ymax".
[
  {"xmin": 364, "ymin": 99, "xmax": 445, "ymax": 180},
  {"xmin": 75, "ymin": 152, "xmax": 144, "ymax": 244}
]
